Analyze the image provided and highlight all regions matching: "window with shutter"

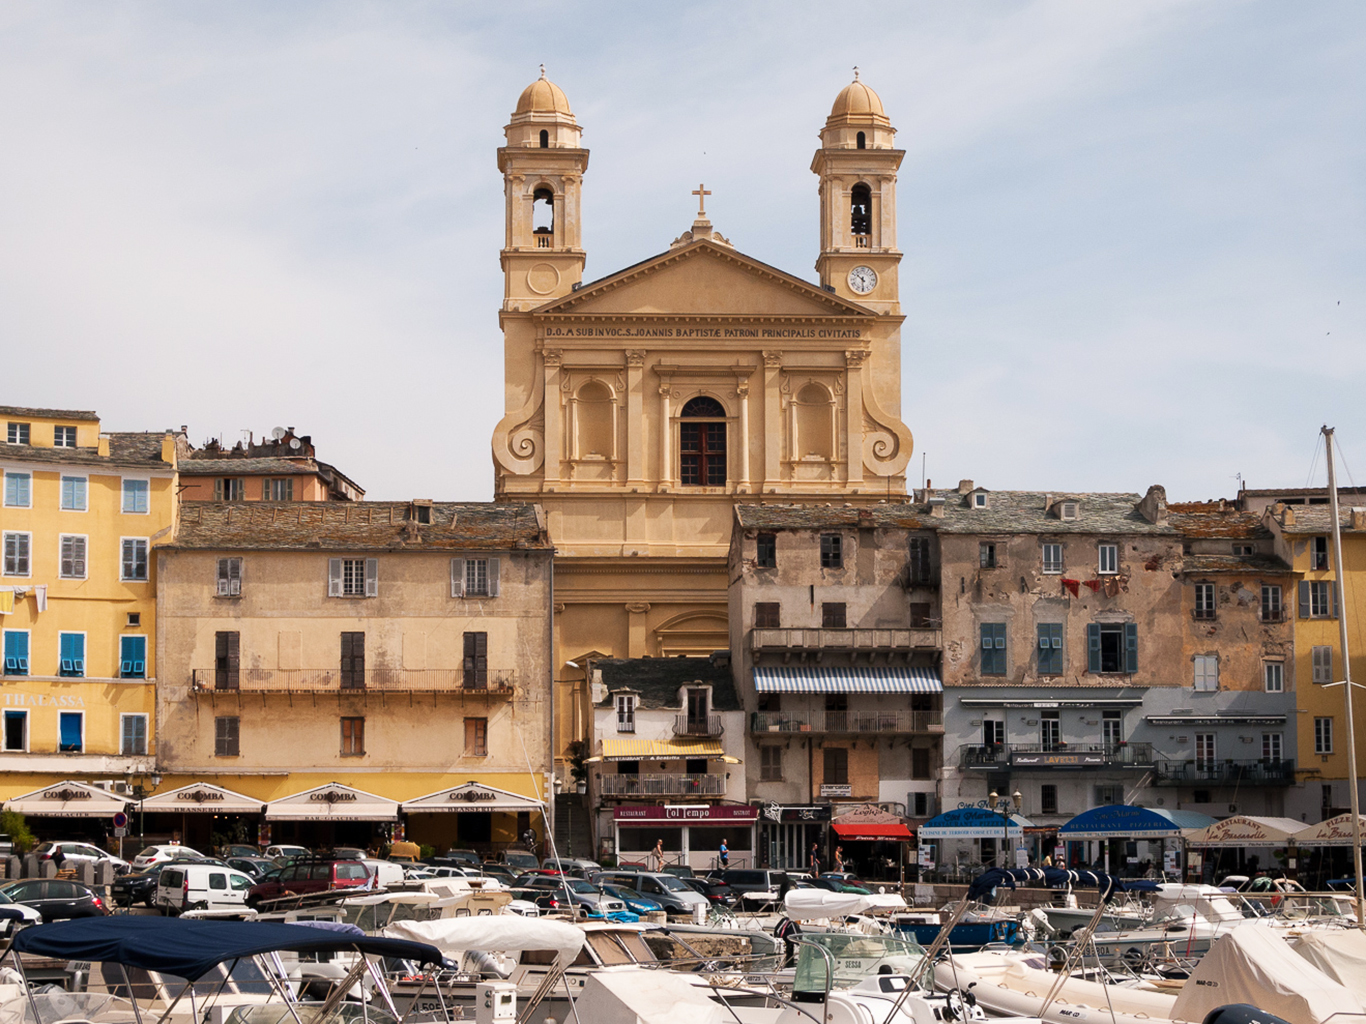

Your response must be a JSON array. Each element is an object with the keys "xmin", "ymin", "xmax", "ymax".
[
  {"xmin": 754, "ymin": 602, "xmax": 780, "ymax": 628},
  {"xmin": 121, "ymin": 714, "xmax": 147, "ymax": 755},
  {"xmin": 60, "ymin": 476, "xmax": 87, "ymax": 510},
  {"xmin": 760, "ymin": 746, "xmax": 783, "ymax": 781},
  {"xmin": 3, "ymin": 533, "xmax": 31, "ymax": 576},
  {"xmin": 450, "ymin": 558, "xmax": 465, "ymax": 597},
  {"xmin": 341, "ymin": 717, "xmax": 365, "ymax": 755},
  {"xmin": 364, "ymin": 558, "xmax": 378, "ymax": 597},
  {"xmin": 58, "ymin": 711, "xmax": 83, "ymax": 752},
  {"xmin": 1089, "ymin": 622, "xmax": 1135, "ymax": 673},
  {"xmin": 822, "ymin": 747, "xmax": 849, "ymax": 785},
  {"xmin": 908, "ymin": 537, "xmax": 931, "ymax": 583},
  {"xmin": 1313, "ymin": 646, "xmax": 1333, "ymax": 684},
  {"xmin": 214, "ymin": 632, "xmax": 239, "ymax": 690},
  {"xmin": 120, "ymin": 636, "xmax": 146, "ymax": 679},
  {"xmin": 1036, "ymin": 623, "xmax": 1063, "ymax": 675},
  {"xmin": 60, "ymin": 536, "xmax": 86, "ymax": 579},
  {"xmin": 122, "ymin": 479, "xmax": 149, "ymax": 514},
  {"xmin": 463, "ymin": 632, "xmax": 489, "ymax": 688},
  {"xmin": 121, "ymin": 538, "xmax": 148, "ymax": 581},
  {"xmin": 822, "ymin": 603, "xmax": 847, "ymax": 628},
  {"xmin": 215, "ymin": 716, "xmax": 240, "ymax": 756},
  {"xmin": 340, "ymin": 633, "xmax": 366, "ymax": 690},
  {"xmin": 58, "ymin": 633, "xmax": 84, "ymax": 677},
  {"xmin": 3, "ymin": 632, "xmax": 29, "ymax": 676},
  {"xmin": 980, "ymin": 623, "xmax": 1007, "ymax": 675},
  {"xmin": 217, "ymin": 558, "xmax": 242, "ymax": 596},
  {"xmin": 1193, "ymin": 655, "xmax": 1219, "ymax": 691},
  {"xmin": 4, "ymin": 473, "xmax": 31, "ymax": 508},
  {"xmin": 464, "ymin": 717, "xmax": 488, "ymax": 755}
]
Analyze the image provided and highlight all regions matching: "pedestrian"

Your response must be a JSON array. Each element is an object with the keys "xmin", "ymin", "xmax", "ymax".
[
  {"xmin": 833, "ymin": 846, "xmax": 844, "ymax": 873},
  {"xmin": 719, "ymin": 838, "xmax": 729, "ymax": 868},
  {"xmin": 649, "ymin": 838, "xmax": 665, "ymax": 872},
  {"xmin": 809, "ymin": 842, "xmax": 821, "ymax": 874}
]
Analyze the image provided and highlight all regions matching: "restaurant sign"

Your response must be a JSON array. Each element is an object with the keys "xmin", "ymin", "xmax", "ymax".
[
  {"xmin": 614, "ymin": 804, "xmax": 758, "ymax": 823},
  {"xmin": 761, "ymin": 803, "xmax": 833, "ymax": 824},
  {"xmin": 1011, "ymin": 752, "xmax": 1108, "ymax": 768}
]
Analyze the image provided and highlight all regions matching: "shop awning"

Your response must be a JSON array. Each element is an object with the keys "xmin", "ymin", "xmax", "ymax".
[
  {"xmin": 596, "ymin": 738, "xmax": 726, "ymax": 762},
  {"xmin": 916, "ymin": 807, "xmax": 1024, "ymax": 840},
  {"xmin": 141, "ymin": 784, "xmax": 264, "ymax": 815},
  {"xmin": 403, "ymin": 783, "xmax": 545, "ymax": 813},
  {"xmin": 1060, "ymin": 804, "xmax": 1215, "ymax": 840},
  {"xmin": 1294, "ymin": 814, "xmax": 1366, "ymax": 847},
  {"xmin": 832, "ymin": 822, "xmax": 913, "ymax": 841},
  {"xmin": 3, "ymin": 781, "xmax": 129, "ymax": 818},
  {"xmin": 754, "ymin": 666, "xmax": 942, "ymax": 694},
  {"xmin": 264, "ymin": 783, "xmax": 399, "ymax": 822},
  {"xmin": 1182, "ymin": 816, "xmax": 1306, "ymax": 848}
]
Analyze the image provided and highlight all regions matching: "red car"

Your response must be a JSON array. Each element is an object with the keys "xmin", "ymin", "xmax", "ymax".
[{"xmin": 246, "ymin": 860, "xmax": 370, "ymax": 905}]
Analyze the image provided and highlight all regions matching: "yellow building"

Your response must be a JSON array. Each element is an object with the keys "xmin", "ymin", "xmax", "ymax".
[
  {"xmin": 489, "ymin": 73, "xmax": 917, "ymax": 779},
  {"xmin": 1265, "ymin": 502, "xmax": 1366, "ymax": 821},
  {"xmin": 0, "ymin": 405, "xmax": 177, "ymax": 803},
  {"xmin": 154, "ymin": 501, "xmax": 553, "ymax": 853}
]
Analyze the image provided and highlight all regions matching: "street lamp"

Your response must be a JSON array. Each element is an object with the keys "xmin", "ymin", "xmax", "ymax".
[
  {"xmin": 988, "ymin": 789, "xmax": 1023, "ymax": 869},
  {"xmin": 126, "ymin": 771, "xmax": 162, "ymax": 844}
]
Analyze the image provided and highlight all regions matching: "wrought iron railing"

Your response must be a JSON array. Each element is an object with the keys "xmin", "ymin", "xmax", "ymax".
[
  {"xmin": 597, "ymin": 773, "xmax": 727, "ymax": 796},
  {"xmin": 960, "ymin": 742, "xmax": 1155, "ymax": 769},
  {"xmin": 1154, "ymin": 759, "xmax": 1295, "ymax": 786},
  {"xmin": 191, "ymin": 668, "xmax": 516, "ymax": 694},
  {"xmin": 674, "ymin": 713, "xmax": 724, "ymax": 737},
  {"xmin": 752, "ymin": 710, "xmax": 942, "ymax": 734},
  {"xmin": 750, "ymin": 627, "xmax": 942, "ymax": 651}
]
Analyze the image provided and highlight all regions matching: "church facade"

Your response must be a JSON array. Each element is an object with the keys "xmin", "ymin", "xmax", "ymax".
[{"xmin": 490, "ymin": 72, "xmax": 917, "ymax": 773}]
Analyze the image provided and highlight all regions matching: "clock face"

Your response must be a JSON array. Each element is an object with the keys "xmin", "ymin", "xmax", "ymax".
[{"xmin": 848, "ymin": 265, "xmax": 878, "ymax": 295}]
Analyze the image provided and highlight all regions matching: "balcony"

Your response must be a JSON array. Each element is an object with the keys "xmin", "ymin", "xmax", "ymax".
[
  {"xmin": 1154, "ymin": 759, "xmax": 1295, "ymax": 787},
  {"xmin": 751, "ymin": 628, "xmax": 942, "ymax": 657},
  {"xmin": 674, "ymin": 714, "xmax": 724, "ymax": 737},
  {"xmin": 597, "ymin": 773, "xmax": 727, "ymax": 797},
  {"xmin": 960, "ymin": 742, "xmax": 1155, "ymax": 771},
  {"xmin": 751, "ymin": 709, "xmax": 943, "ymax": 734},
  {"xmin": 191, "ymin": 668, "xmax": 516, "ymax": 695}
]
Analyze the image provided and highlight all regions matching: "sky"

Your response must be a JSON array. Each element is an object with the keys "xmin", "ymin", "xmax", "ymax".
[{"xmin": 1, "ymin": 1, "xmax": 1362, "ymax": 501}]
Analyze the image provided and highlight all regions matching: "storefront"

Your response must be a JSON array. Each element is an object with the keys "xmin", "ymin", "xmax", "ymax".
[
  {"xmin": 139, "ymin": 783, "xmax": 263, "ymax": 854},
  {"xmin": 3, "ymin": 780, "xmax": 128, "ymax": 846},
  {"xmin": 757, "ymin": 804, "xmax": 831, "ymax": 869},
  {"xmin": 263, "ymin": 782, "xmax": 399, "ymax": 850},
  {"xmin": 830, "ymin": 814, "xmax": 913, "ymax": 882},
  {"xmin": 1058, "ymin": 804, "xmax": 1215, "ymax": 875},
  {"xmin": 400, "ymin": 782, "xmax": 545, "ymax": 854},
  {"xmin": 613, "ymin": 804, "xmax": 758, "ymax": 871},
  {"xmin": 916, "ymin": 806, "xmax": 1027, "ymax": 874}
]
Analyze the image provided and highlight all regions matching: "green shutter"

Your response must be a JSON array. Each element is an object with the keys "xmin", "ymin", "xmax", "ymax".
[
  {"xmin": 1299, "ymin": 581, "xmax": 1311, "ymax": 618},
  {"xmin": 1087, "ymin": 624, "xmax": 1101, "ymax": 673},
  {"xmin": 1124, "ymin": 622, "xmax": 1138, "ymax": 673}
]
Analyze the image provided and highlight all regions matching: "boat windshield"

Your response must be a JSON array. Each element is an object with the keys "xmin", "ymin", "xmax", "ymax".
[
  {"xmin": 793, "ymin": 933, "xmax": 926, "ymax": 996},
  {"xmin": 225, "ymin": 1004, "xmax": 399, "ymax": 1024}
]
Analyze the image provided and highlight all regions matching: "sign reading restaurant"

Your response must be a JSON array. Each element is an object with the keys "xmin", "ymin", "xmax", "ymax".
[{"xmin": 614, "ymin": 804, "xmax": 758, "ymax": 823}]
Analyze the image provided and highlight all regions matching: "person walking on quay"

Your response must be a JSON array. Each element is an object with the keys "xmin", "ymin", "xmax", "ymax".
[
  {"xmin": 810, "ymin": 842, "xmax": 821, "ymax": 874},
  {"xmin": 719, "ymin": 838, "xmax": 729, "ymax": 868},
  {"xmin": 833, "ymin": 846, "xmax": 844, "ymax": 873},
  {"xmin": 649, "ymin": 839, "xmax": 665, "ymax": 872}
]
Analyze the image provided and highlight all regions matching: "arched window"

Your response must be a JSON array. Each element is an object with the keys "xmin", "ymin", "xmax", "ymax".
[
  {"xmin": 794, "ymin": 383, "xmax": 834, "ymax": 460},
  {"xmin": 575, "ymin": 381, "xmax": 613, "ymax": 458},
  {"xmin": 539, "ymin": 129, "xmax": 549, "ymax": 148},
  {"xmin": 532, "ymin": 187, "xmax": 554, "ymax": 241},
  {"xmin": 850, "ymin": 183, "xmax": 871, "ymax": 238},
  {"xmin": 856, "ymin": 131, "xmax": 866, "ymax": 150},
  {"xmin": 680, "ymin": 396, "xmax": 727, "ymax": 487}
]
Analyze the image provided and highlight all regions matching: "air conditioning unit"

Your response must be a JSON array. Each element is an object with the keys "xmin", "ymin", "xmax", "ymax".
[
  {"xmin": 90, "ymin": 780, "xmax": 113, "ymax": 792},
  {"xmin": 112, "ymin": 782, "xmax": 133, "ymax": 796}
]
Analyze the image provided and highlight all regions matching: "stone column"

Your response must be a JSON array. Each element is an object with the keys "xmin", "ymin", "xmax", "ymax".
[
  {"xmin": 543, "ymin": 349, "xmax": 563, "ymax": 484},
  {"xmin": 626, "ymin": 351, "xmax": 645, "ymax": 485},
  {"xmin": 658, "ymin": 384, "xmax": 672, "ymax": 488},
  {"xmin": 763, "ymin": 352, "xmax": 783, "ymax": 489},
  {"xmin": 844, "ymin": 350, "xmax": 867, "ymax": 485},
  {"xmin": 736, "ymin": 378, "xmax": 751, "ymax": 490}
]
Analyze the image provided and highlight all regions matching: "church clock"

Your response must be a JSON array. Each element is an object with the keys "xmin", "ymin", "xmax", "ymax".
[{"xmin": 847, "ymin": 265, "xmax": 877, "ymax": 295}]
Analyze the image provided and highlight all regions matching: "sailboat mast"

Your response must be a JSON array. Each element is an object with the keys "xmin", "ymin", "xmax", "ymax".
[{"xmin": 1323, "ymin": 425, "xmax": 1365, "ymax": 927}]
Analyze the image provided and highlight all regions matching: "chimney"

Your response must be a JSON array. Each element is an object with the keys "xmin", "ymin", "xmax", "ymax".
[
  {"xmin": 1136, "ymin": 484, "xmax": 1168, "ymax": 525},
  {"xmin": 1352, "ymin": 508, "xmax": 1366, "ymax": 531},
  {"xmin": 957, "ymin": 480, "xmax": 974, "ymax": 495},
  {"xmin": 97, "ymin": 434, "xmax": 110, "ymax": 458},
  {"xmin": 1282, "ymin": 506, "xmax": 1296, "ymax": 527},
  {"xmin": 857, "ymin": 508, "xmax": 874, "ymax": 526},
  {"xmin": 929, "ymin": 496, "xmax": 946, "ymax": 518}
]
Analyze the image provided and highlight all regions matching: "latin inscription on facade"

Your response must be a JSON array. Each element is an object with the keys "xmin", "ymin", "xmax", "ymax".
[{"xmin": 543, "ymin": 327, "xmax": 865, "ymax": 340}]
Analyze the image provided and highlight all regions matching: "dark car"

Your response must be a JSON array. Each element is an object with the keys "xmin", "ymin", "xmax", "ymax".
[
  {"xmin": 809, "ymin": 875, "xmax": 870, "ymax": 894},
  {"xmin": 481, "ymin": 862, "xmax": 517, "ymax": 885},
  {"xmin": 681, "ymin": 875, "xmax": 738, "ymax": 907},
  {"xmin": 0, "ymin": 879, "xmax": 106, "ymax": 919},
  {"xmin": 598, "ymin": 883, "xmax": 663, "ymax": 915},
  {"xmin": 111, "ymin": 856, "xmax": 217, "ymax": 908},
  {"xmin": 227, "ymin": 857, "xmax": 277, "ymax": 880},
  {"xmin": 513, "ymin": 875, "xmax": 628, "ymax": 916},
  {"xmin": 246, "ymin": 859, "xmax": 370, "ymax": 905},
  {"xmin": 431, "ymin": 849, "xmax": 481, "ymax": 868},
  {"xmin": 222, "ymin": 845, "xmax": 261, "ymax": 859}
]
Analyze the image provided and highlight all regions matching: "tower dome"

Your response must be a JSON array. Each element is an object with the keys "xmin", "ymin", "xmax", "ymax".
[
  {"xmin": 515, "ymin": 68, "xmax": 573, "ymax": 116},
  {"xmin": 830, "ymin": 77, "xmax": 885, "ymax": 119},
  {"xmin": 820, "ymin": 70, "xmax": 894, "ymax": 149}
]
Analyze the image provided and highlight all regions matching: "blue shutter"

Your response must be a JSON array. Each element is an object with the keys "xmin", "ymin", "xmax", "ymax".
[
  {"xmin": 120, "ymin": 636, "xmax": 146, "ymax": 678},
  {"xmin": 3, "ymin": 632, "xmax": 28, "ymax": 675},
  {"xmin": 1124, "ymin": 622, "xmax": 1139, "ymax": 673},
  {"xmin": 1299, "ymin": 581, "xmax": 1311, "ymax": 618},
  {"xmin": 59, "ymin": 634, "xmax": 84, "ymax": 677},
  {"xmin": 1087, "ymin": 623, "xmax": 1101, "ymax": 673},
  {"xmin": 59, "ymin": 713, "xmax": 81, "ymax": 752}
]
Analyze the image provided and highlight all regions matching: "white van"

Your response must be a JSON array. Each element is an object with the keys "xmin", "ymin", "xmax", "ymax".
[{"xmin": 156, "ymin": 864, "xmax": 255, "ymax": 914}]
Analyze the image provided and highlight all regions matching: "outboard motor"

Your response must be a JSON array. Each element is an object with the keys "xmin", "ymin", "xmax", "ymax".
[
  {"xmin": 1202, "ymin": 1005, "xmax": 1293, "ymax": 1024},
  {"xmin": 466, "ymin": 950, "xmax": 513, "ymax": 979}
]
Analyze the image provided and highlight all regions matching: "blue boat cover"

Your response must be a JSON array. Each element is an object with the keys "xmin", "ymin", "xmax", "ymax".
[
  {"xmin": 12, "ymin": 917, "xmax": 444, "ymax": 981},
  {"xmin": 967, "ymin": 866, "xmax": 1121, "ymax": 902}
]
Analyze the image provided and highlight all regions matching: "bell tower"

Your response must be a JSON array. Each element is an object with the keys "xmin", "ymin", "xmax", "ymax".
[
  {"xmin": 497, "ymin": 69, "xmax": 589, "ymax": 310},
  {"xmin": 811, "ymin": 71, "xmax": 904, "ymax": 314}
]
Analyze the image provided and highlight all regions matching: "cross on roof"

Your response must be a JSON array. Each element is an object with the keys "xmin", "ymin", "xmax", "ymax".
[{"xmin": 692, "ymin": 183, "xmax": 711, "ymax": 217}]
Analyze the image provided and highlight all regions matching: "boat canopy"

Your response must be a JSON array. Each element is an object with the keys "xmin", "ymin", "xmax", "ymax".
[
  {"xmin": 11, "ymin": 917, "xmax": 443, "ymax": 982},
  {"xmin": 783, "ymin": 890, "xmax": 874, "ymax": 920},
  {"xmin": 383, "ymin": 917, "xmax": 585, "ymax": 959},
  {"xmin": 916, "ymin": 807, "xmax": 1024, "ymax": 840},
  {"xmin": 1181, "ymin": 815, "xmax": 1306, "ymax": 847},
  {"xmin": 967, "ymin": 866, "xmax": 1121, "ymax": 902},
  {"xmin": 1058, "ymin": 803, "xmax": 1215, "ymax": 840},
  {"xmin": 1292, "ymin": 930, "xmax": 1366, "ymax": 1000}
]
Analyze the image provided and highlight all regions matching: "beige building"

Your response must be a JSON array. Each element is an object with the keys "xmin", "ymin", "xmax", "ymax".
[
  {"xmin": 489, "ymin": 71, "xmax": 916, "ymax": 779},
  {"xmin": 154, "ymin": 501, "xmax": 552, "ymax": 852},
  {"xmin": 177, "ymin": 427, "xmax": 363, "ymax": 503}
]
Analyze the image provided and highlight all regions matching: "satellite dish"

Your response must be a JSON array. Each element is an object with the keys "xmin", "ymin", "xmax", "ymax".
[
  {"xmin": 289, "ymin": 438, "xmax": 302, "ymax": 450},
  {"xmin": 271, "ymin": 426, "xmax": 287, "ymax": 440}
]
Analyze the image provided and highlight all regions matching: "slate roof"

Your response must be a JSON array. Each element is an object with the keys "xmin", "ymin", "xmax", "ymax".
[
  {"xmin": 1273, "ymin": 506, "xmax": 1366, "ymax": 535},
  {"xmin": 1180, "ymin": 554, "xmax": 1294, "ymax": 576},
  {"xmin": 178, "ymin": 458, "xmax": 323, "ymax": 476},
  {"xmin": 735, "ymin": 503, "xmax": 929, "ymax": 531},
  {"xmin": 595, "ymin": 656, "xmax": 741, "ymax": 711},
  {"xmin": 933, "ymin": 490, "xmax": 1176, "ymax": 535},
  {"xmin": 0, "ymin": 406, "xmax": 99, "ymax": 421},
  {"xmin": 168, "ymin": 501, "xmax": 549, "ymax": 551},
  {"xmin": 0, "ymin": 432, "xmax": 171, "ymax": 470},
  {"xmin": 1167, "ymin": 502, "xmax": 1269, "ymax": 540}
]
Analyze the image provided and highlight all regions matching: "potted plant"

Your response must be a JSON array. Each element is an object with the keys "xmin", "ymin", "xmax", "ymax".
[{"xmin": 567, "ymin": 741, "xmax": 589, "ymax": 794}]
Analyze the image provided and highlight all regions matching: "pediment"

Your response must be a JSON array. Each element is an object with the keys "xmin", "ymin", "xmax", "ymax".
[{"xmin": 536, "ymin": 240, "xmax": 875, "ymax": 319}]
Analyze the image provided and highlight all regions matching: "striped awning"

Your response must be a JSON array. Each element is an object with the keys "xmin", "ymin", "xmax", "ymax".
[
  {"xmin": 753, "ymin": 666, "xmax": 943, "ymax": 694},
  {"xmin": 600, "ymin": 738, "xmax": 725, "ymax": 761}
]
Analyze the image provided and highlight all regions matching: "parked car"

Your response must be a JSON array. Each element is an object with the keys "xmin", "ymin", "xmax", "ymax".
[
  {"xmin": 246, "ymin": 859, "xmax": 371, "ymax": 905},
  {"xmin": 113, "ymin": 862, "xmax": 176, "ymax": 908},
  {"xmin": 433, "ymin": 849, "xmax": 481, "ymax": 868},
  {"xmin": 263, "ymin": 845, "xmax": 311, "ymax": 864},
  {"xmin": 598, "ymin": 883, "xmax": 663, "ymax": 915},
  {"xmin": 707, "ymin": 869, "xmax": 791, "ymax": 903},
  {"xmin": 157, "ymin": 864, "xmax": 256, "ymax": 914},
  {"xmin": 481, "ymin": 862, "xmax": 518, "ymax": 885},
  {"xmin": 680, "ymin": 876, "xmax": 738, "ymax": 907},
  {"xmin": 226, "ymin": 857, "xmax": 277, "ymax": 880},
  {"xmin": 513, "ymin": 875, "xmax": 627, "ymax": 916},
  {"xmin": 332, "ymin": 847, "xmax": 369, "ymax": 861},
  {"xmin": 0, "ymin": 879, "xmax": 106, "ymax": 919},
  {"xmin": 132, "ymin": 844, "xmax": 204, "ymax": 871},
  {"xmin": 544, "ymin": 858, "xmax": 600, "ymax": 878},
  {"xmin": 221, "ymin": 845, "xmax": 261, "ymax": 859},
  {"xmin": 32, "ymin": 841, "xmax": 130, "ymax": 873},
  {"xmin": 660, "ymin": 864, "xmax": 695, "ymax": 879},
  {"xmin": 502, "ymin": 849, "xmax": 539, "ymax": 872},
  {"xmin": 0, "ymin": 889, "xmax": 41, "ymax": 932},
  {"xmin": 817, "ymin": 872, "xmax": 874, "ymax": 893},
  {"xmin": 590, "ymin": 870, "xmax": 709, "ymax": 914}
]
